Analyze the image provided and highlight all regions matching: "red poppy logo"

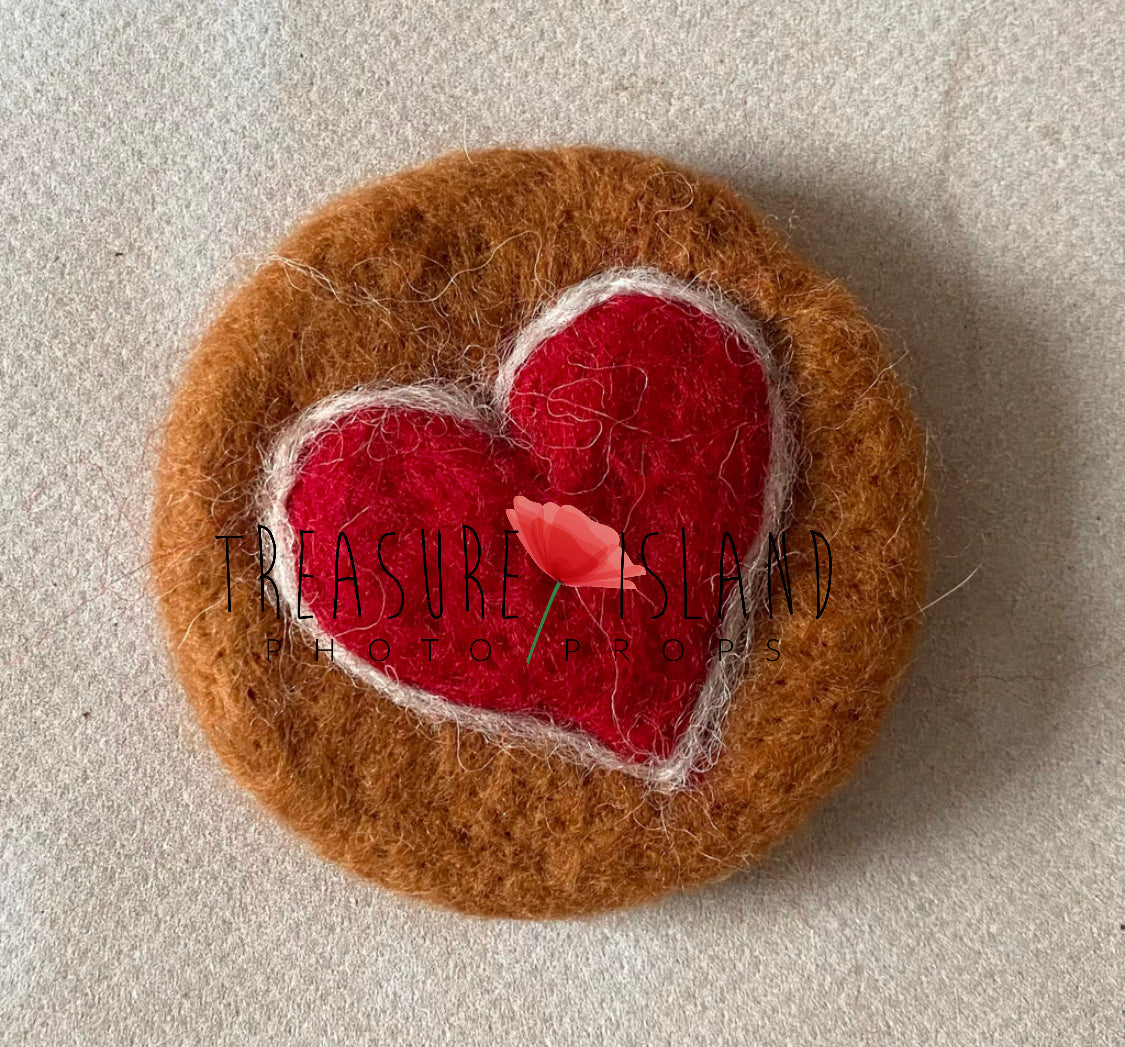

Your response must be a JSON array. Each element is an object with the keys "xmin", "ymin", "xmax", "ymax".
[{"xmin": 506, "ymin": 496, "xmax": 645, "ymax": 661}]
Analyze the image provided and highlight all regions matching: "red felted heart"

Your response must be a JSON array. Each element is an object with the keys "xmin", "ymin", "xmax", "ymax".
[{"xmin": 279, "ymin": 280, "xmax": 775, "ymax": 776}]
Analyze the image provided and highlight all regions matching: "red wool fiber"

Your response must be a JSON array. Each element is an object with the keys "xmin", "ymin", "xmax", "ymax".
[{"xmin": 285, "ymin": 292, "xmax": 772, "ymax": 762}]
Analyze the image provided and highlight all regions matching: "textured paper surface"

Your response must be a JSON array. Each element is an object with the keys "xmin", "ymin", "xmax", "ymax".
[{"xmin": 1, "ymin": 1, "xmax": 1122, "ymax": 1043}]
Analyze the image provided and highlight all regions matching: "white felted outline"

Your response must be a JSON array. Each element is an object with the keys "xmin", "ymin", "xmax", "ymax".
[{"xmin": 261, "ymin": 268, "xmax": 794, "ymax": 792}]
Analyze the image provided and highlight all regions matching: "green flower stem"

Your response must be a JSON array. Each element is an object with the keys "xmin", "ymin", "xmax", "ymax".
[{"xmin": 526, "ymin": 580, "xmax": 563, "ymax": 664}]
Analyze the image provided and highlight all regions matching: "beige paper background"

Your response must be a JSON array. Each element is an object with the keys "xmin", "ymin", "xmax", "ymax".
[{"xmin": 1, "ymin": 2, "xmax": 1122, "ymax": 1043}]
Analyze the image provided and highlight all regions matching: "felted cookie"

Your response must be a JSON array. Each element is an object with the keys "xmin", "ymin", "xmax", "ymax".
[{"xmin": 152, "ymin": 146, "xmax": 927, "ymax": 918}]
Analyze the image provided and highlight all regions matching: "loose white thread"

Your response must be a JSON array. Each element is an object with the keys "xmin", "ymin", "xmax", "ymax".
[{"xmin": 260, "ymin": 268, "xmax": 795, "ymax": 792}]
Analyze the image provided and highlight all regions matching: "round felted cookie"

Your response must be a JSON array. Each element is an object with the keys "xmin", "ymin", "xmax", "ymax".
[{"xmin": 152, "ymin": 146, "xmax": 927, "ymax": 918}]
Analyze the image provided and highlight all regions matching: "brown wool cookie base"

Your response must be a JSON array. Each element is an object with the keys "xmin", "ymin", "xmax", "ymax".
[{"xmin": 152, "ymin": 147, "xmax": 928, "ymax": 918}]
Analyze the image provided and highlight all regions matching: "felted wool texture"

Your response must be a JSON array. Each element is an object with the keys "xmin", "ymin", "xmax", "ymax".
[
  {"xmin": 151, "ymin": 146, "xmax": 928, "ymax": 919},
  {"xmin": 266, "ymin": 273, "xmax": 787, "ymax": 790}
]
